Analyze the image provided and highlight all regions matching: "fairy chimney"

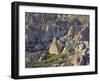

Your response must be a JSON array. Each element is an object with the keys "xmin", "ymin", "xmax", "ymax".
[{"xmin": 49, "ymin": 37, "xmax": 59, "ymax": 55}]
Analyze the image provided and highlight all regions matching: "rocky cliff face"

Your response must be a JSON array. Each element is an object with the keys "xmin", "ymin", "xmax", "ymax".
[
  {"xmin": 25, "ymin": 13, "xmax": 68, "ymax": 52},
  {"xmin": 25, "ymin": 13, "xmax": 89, "ymax": 67}
]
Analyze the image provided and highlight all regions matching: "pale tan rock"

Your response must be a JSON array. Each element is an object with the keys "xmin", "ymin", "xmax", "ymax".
[{"xmin": 49, "ymin": 37, "xmax": 59, "ymax": 55}]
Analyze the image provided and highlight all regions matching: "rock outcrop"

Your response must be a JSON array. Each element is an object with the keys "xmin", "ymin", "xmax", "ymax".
[{"xmin": 49, "ymin": 37, "xmax": 59, "ymax": 55}]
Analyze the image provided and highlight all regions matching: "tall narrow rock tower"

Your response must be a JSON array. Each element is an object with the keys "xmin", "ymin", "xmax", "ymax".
[{"xmin": 49, "ymin": 37, "xmax": 59, "ymax": 55}]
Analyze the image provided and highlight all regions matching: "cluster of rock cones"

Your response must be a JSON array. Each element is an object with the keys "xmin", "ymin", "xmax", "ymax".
[{"xmin": 48, "ymin": 21, "xmax": 89, "ymax": 66}]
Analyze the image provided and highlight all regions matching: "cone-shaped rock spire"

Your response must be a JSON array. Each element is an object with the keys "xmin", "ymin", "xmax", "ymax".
[{"xmin": 49, "ymin": 37, "xmax": 59, "ymax": 55}]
